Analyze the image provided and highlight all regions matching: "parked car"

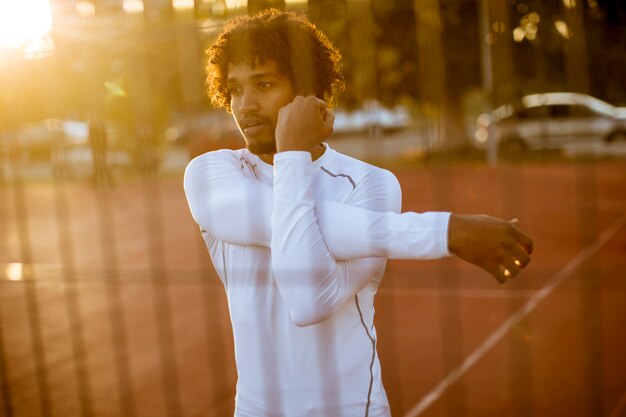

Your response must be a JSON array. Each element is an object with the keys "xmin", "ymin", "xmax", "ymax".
[
  {"xmin": 470, "ymin": 92, "xmax": 626, "ymax": 157},
  {"xmin": 2, "ymin": 118, "xmax": 131, "ymax": 172},
  {"xmin": 332, "ymin": 100, "xmax": 413, "ymax": 136},
  {"xmin": 7, "ymin": 119, "xmax": 74, "ymax": 160}
]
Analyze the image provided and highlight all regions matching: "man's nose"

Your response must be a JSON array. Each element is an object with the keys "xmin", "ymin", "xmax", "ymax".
[{"xmin": 238, "ymin": 88, "xmax": 259, "ymax": 114}]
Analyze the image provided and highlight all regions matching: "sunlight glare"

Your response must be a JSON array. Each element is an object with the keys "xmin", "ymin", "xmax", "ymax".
[
  {"xmin": 173, "ymin": 0, "xmax": 194, "ymax": 10},
  {"xmin": 225, "ymin": 0, "xmax": 245, "ymax": 10},
  {"xmin": 513, "ymin": 27, "xmax": 526, "ymax": 42},
  {"xmin": 6, "ymin": 263, "xmax": 24, "ymax": 281},
  {"xmin": 75, "ymin": 1, "xmax": 96, "ymax": 17},
  {"xmin": 554, "ymin": 20, "xmax": 571, "ymax": 39},
  {"xmin": 562, "ymin": 0, "xmax": 576, "ymax": 9},
  {"xmin": 492, "ymin": 21, "xmax": 506, "ymax": 33},
  {"xmin": 123, "ymin": 0, "xmax": 144, "ymax": 14},
  {"xmin": 515, "ymin": 12, "xmax": 540, "ymax": 42},
  {"xmin": 0, "ymin": 0, "xmax": 52, "ymax": 50}
]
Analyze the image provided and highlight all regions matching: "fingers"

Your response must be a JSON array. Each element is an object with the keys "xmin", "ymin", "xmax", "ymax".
[
  {"xmin": 498, "ymin": 222, "xmax": 532, "ymax": 283},
  {"xmin": 312, "ymin": 96, "xmax": 334, "ymax": 138},
  {"xmin": 510, "ymin": 218, "xmax": 534, "ymax": 255},
  {"xmin": 317, "ymin": 97, "xmax": 328, "ymax": 119},
  {"xmin": 495, "ymin": 250, "xmax": 530, "ymax": 283},
  {"xmin": 511, "ymin": 245, "xmax": 531, "ymax": 268},
  {"xmin": 501, "ymin": 257, "xmax": 520, "ymax": 278},
  {"xmin": 276, "ymin": 96, "xmax": 333, "ymax": 150},
  {"xmin": 515, "ymin": 229, "xmax": 534, "ymax": 255},
  {"xmin": 324, "ymin": 110, "xmax": 335, "ymax": 137},
  {"xmin": 490, "ymin": 264, "xmax": 517, "ymax": 284},
  {"xmin": 492, "ymin": 261, "xmax": 518, "ymax": 284},
  {"xmin": 496, "ymin": 238, "xmax": 531, "ymax": 282},
  {"xmin": 495, "ymin": 265, "xmax": 508, "ymax": 284},
  {"xmin": 287, "ymin": 95, "xmax": 325, "ymax": 114},
  {"xmin": 295, "ymin": 95, "xmax": 332, "ymax": 127}
]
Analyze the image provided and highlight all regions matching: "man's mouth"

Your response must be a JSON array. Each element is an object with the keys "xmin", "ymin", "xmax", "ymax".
[{"xmin": 241, "ymin": 117, "xmax": 267, "ymax": 135}]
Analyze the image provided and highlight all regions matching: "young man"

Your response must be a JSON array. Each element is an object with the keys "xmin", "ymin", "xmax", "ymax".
[{"xmin": 184, "ymin": 9, "xmax": 533, "ymax": 417}]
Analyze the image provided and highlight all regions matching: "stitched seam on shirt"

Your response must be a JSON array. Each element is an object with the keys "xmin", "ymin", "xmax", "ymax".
[
  {"xmin": 221, "ymin": 241, "xmax": 228, "ymax": 289},
  {"xmin": 320, "ymin": 166, "xmax": 356, "ymax": 190},
  {"xmin": 355, "ymin": 294, "xmax": 375, "ymax": 417}
]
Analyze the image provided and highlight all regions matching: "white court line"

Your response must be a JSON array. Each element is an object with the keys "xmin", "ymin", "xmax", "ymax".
[{"xmin": 404, "ymin": 211, "xmax": 626, "ymax": 417}]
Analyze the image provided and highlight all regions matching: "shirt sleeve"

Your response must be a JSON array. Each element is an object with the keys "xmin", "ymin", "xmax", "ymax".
[
  {"xmin": 184, "ymin": 150, "xmax": 272, "ymax": 248},
  {"xmin": 270, "ymin": 151, "xmax": 449, "ymax": 326},
  {"xmin": 183, "ymin": 150, "xmax": 450, "ymax": 262}
]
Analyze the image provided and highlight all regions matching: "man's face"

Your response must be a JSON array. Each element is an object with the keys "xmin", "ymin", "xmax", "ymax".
[{"xmin": 227, "ymin": 59, "xmax": 296, "ymax": 156}]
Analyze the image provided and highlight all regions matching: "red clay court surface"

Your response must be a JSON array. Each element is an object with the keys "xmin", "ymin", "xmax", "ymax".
[{"xmin": 0, "ymin": 159, "xmax": 625, "ymax": 417}]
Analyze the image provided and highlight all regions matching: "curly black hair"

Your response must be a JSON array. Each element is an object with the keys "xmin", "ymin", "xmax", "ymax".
[{"xmin": 206, "ymin": 9, "xmax": 344, "ymax": 111}]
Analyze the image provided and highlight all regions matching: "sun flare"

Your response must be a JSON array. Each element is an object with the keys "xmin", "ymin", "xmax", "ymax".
[{"xmin": 0, "ymin": 0, "xmax": 53, "ymax": 58}]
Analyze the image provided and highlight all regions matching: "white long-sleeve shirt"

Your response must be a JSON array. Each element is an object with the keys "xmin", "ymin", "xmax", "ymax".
[{"xmin": 183, "ymin": 144, "xmax": 450, "ymax": 417}]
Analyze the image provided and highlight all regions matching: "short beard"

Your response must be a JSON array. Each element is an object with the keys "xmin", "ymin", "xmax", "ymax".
[{"xmin": 246, "ymin": 138, "xmax": 277, "ymax": 156}]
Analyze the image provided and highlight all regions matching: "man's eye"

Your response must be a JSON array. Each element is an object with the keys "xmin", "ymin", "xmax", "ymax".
[
  {"xmin": 228, "ymin": 86, "xmax": 242, "ymax": 96},
  {"xmin": 258, "ymin": 82, "xmax": 272, "ymax": 90}
]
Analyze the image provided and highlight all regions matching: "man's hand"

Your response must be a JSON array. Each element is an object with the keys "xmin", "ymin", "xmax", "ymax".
[
  {"xmin": 448, "ymin": 214, "xmax": 533, "ymax": 283},
  {"xmin": 275, "ymin": 95, "xmax": 334, "ymax": 153}
]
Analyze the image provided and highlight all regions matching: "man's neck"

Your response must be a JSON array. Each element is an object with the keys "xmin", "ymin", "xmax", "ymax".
[{"xmin": 256, "ymin": 143, "xmax": 325, "ymax": 165}]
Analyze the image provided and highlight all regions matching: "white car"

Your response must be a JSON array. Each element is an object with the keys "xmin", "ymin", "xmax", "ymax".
[
  {"xmin": 471, "ymin": 92, "xmax": 626, "ymax": 156},
  {"xmin": 332, "ymin": 100, "xmax": 413, "ymax": 136}
]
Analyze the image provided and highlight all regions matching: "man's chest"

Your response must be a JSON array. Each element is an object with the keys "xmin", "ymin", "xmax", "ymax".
[{"xmin": 249, "ymin": 167, "xmax": 358, "ymax": 204}]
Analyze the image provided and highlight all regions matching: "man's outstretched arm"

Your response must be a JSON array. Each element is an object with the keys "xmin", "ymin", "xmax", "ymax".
[
  {"xmin": 184, "ymin": 151, "xmax": 532, "ymax": 285},
  {"xmin": 183, "ymin": 151, "xmax": 450, "ymax": 260}
]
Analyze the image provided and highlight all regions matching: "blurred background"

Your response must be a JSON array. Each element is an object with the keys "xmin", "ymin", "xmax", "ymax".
[
  {"xmin": 1, "ymin": 0, "xmax": 626, "ymax": 170},
  {"xmin": 1, "ymin": 1, "xmax": 625, "ymax": 417}
]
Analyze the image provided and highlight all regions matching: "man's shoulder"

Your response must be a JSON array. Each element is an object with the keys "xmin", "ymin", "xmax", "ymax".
[
  {"xmin": 325, "ymin": 148, "xmax": 402, "ymax": 211},
  {"xmin": 184, "ymin": 148, "xmax": 252, "ymax": 185},
  {"xmin": 189, "ymin": 148, "xmax": 245, "ymax": 163},
  {"xmin": 326, "ymin": 148, "xmax": 399, "ymax": 185},
  {"xmin": 186, "ymin": 148, "xmax": 246, "ymax": 170}
]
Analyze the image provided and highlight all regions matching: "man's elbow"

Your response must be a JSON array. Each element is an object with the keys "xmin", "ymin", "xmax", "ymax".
[
  {"xmin": 271, "ymin": 260, "xmax": 339, "ymax": 326},
  {"xmin": 288, "ymin": 301, "xmax": 333, "ymax": 327}
]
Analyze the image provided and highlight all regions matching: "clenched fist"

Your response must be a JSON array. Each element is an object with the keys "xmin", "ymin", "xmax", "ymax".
[
  {"xmin": 275, "ymin": 95, "xmax": 334, "ymax": 153},
  {"xmin": 448, "ymin": 214, "xmax": 534, "ymax": 283}
]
